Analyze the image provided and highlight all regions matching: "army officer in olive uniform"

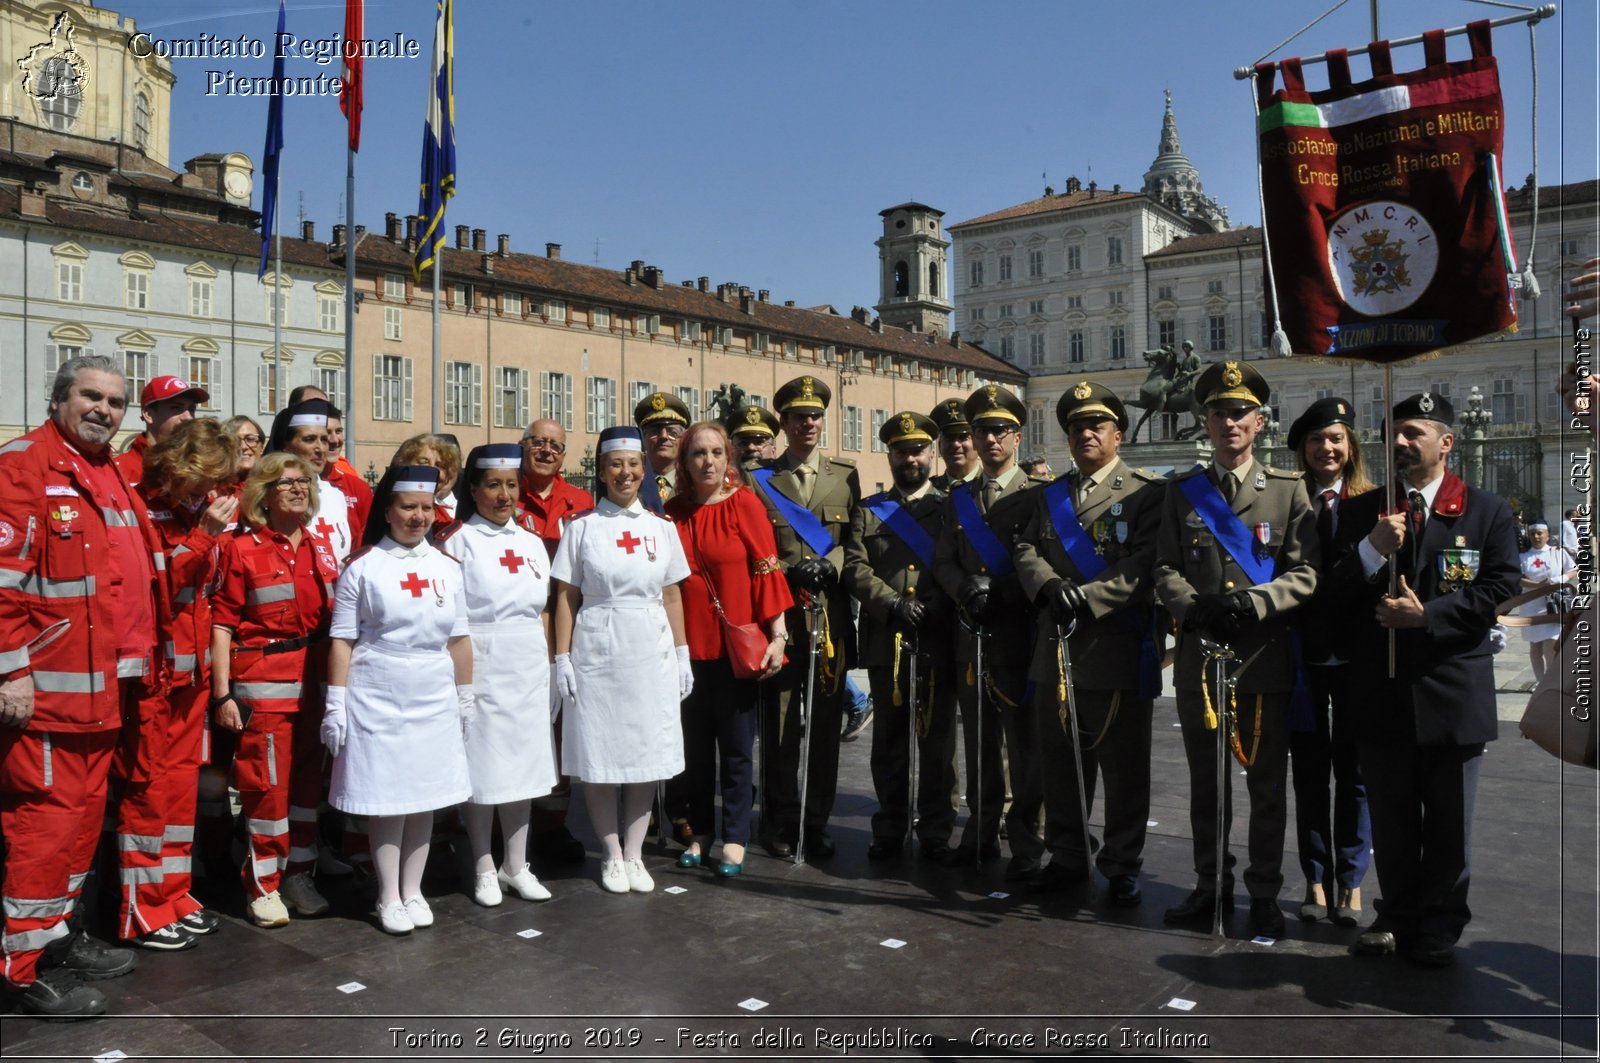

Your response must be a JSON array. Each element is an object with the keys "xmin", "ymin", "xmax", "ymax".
[
  {"xmin": 1014, "ymin": 381, "xmax": 1165, "ymax": 905},
  {"xmin": 843, "ymin": 412, "xmax": 958, "ymax": 860},
  {"xmin": 745, "ymin": 376, "xmax": 861, "ymax": 859},
  {"xmin": 1152, "ymin": 360, "xmax": 1320, "ymax": 940},
  {"xmin": 932, "ymin": 385, "xmax": 1047, "ymax": 875},
  {"xmin": 725, "ymin": 404, "xmax": 779, "ymax": 465},
  {"xmin": 635, "ymin": 390, "xmax": 691, "ymax": 514},
  {"xmin": 929, "ymin": 397, "xmax": 981, "ymax": 492}
]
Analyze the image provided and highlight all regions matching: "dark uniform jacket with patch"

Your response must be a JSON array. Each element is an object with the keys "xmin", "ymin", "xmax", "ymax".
[
  {"xmin": 845, "ymin": 485, "xmax": 947, "ymax": 669},
  {"xmin": 932, "ymin": 468, "xmax": 1045, "ymax": 667}
]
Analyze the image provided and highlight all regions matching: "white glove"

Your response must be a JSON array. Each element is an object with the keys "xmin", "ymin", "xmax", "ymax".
[
  {"xmin": 321, "ymin": 685, "xmax": 347, "ymax": 758},
  {"xmin": 676, "ymin": 645, "xmax": 694, "ymax": 700},
  {"xmin": 456, "ymin": 683, "xmax": 476, "ymax": 735},
  {"xmin": 554, "ymin": 653, "xmax": 578, "ymax": 705},
  {"xmin": 1488, "ymin": 623, "xmax": 1508, "ymax": 655}
]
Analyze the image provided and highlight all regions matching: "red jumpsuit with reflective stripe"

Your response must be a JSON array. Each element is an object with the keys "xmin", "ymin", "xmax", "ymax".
[
  {"xmin": 114, "ymin": 490, "xmax": 223, "ymax": 938},
  {"xmin": 0, "ymin": 421, "xmax": 164, "ymax": 987},
  {"xmin": 212, "ymin": 526, "xmax": 337, "ymax": 899}
]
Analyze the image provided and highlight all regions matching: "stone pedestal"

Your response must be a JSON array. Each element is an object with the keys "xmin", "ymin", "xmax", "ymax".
[{"xmin": 1123, "ymin": 437, "xmax": 1211, "ymax": 476}]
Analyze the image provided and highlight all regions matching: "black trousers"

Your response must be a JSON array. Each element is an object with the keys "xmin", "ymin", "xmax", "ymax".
[
  {"xmin": 677, "ymin": 658, "xmax": 759, "ymax": 846},
  {"xmin": 759, "ymin": 643, "xmax": 844, "ymax": 838},
  {"xmin": 866, "ymin": 653, "xmax": 958, "ymax": 844},
  {"xmin": 1034, "ymin": 685, "xmax": 1152, "ymax": 878},
  {"xmin": 953, "ymin": 662, "xmax": 1041, "ymax": 858},
  {"xmin": 1289, "ymin": 664, "xmax": 1371, "ymax": 893},
  {"xmin": 1358, "ymin": 735, "xmax": 1483, "ymax": 947},
  {"xmin": 1175, "ymin": 689, "xmax": 1290, "ymax": 899}
]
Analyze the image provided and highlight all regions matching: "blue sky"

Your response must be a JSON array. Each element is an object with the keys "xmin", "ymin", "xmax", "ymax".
[{"xmin": 124, "ymin": 0, "xmax": 1596, "ymax": 310}]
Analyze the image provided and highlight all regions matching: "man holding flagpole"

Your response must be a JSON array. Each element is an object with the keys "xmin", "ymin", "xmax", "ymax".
[{"xmin": 415, "ymin": 0, "xmax": 456, "ymax": 436}]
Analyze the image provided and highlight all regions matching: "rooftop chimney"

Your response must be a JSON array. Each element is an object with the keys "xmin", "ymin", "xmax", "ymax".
[
  {"xmin": 757, "ymin": 289, "xmax": 769, "ymax": 302},
  {"xmin": 455, "ymin": 224, "xmax": 470, "ymax": 249},
  {"xmin": 717, "ymin": 284, "xmax": 732, "ymax": 303},
  {"xmin": 784, "ymin": 300, "xmax": 796, "ymax": 307},
  {"xmin": 19, "ymin": 186, "xmax": 47, "ymax": 219},
  {"xmin": 405, "ymin": 216, "xmax": 419, "ymax": 251},
  {"xmin": 740, "ymin": 292, "xmax": 755, "ymax": 315},
  {"xmin": 1113, "ymin": 183, "xmax": 1121, "ymax": 193},
  {"xmin": 545, "ymin": 242, "xmax": 561, "ymax": 260},
  {"xmin": 481, "ymin": 253, "xmax": 494, "ymax": 275},
  {"xmin": 680, "ymin": 280, "xmax": 693, "ymax": 287},
  {"xmin": 471, "ymin": 228, "xmax": 486, "ymax": 253},
  {"xmin": 697, "ymin": 276, "xmax": 710, "ymax": 292},
  {"xmin": 624, "ymin": 267, "xmax": 637, "ymax": 287},
  {"xmin": 385, "ymin": 212, "xmax": 400, "ymax": 241},
  {"xmin": 497, "ymin": 234, "xmax": 510, "ymax": 257},
  {"xmin": 332, "ymin": 223, "xmax": 346, "ymax": 246},
  {"xmin": 302, "ymin": 220, "xmax": 315, "ymax": 241},
  {"xmin": 950, "ymin": 330, "xmax": 961, "ymax": 346},
  {"xmin": 1088, "ymin": 180, "xmax": 1097, "ymax": 198},
  {"xmin": 643, "ymin": 266, "xmax": 662, "ymax": 289},
  {"xmin": 354, "ymin": 225, "xmax": 366, "ymax": 240},
  {"xmin": 630, "ymin": 259, "xmax": 645, "ymax": 276},
  {"xmin": 850, "ymin": 306, "xmax": 868, "ymax": 324},
  {"xmin": 874, "ymin": 318, "xmax": 886, "ymax": 333}
]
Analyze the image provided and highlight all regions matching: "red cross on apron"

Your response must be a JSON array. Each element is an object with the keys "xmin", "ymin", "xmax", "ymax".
[
  {"xmin": 615, "ymin": 531, "xmax": 642, "ymax": 554},
  {"xmin": 399, "ymin": 572, "xmax": 430, "ymax": 597},
  {"xmin": 498, "ymin": 548, "xmax": 525, "ymax": 573}
]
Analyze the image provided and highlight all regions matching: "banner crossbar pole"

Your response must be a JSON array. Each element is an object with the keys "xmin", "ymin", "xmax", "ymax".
[{"xmin": 1233, "ymin": 4, "xmax": 1556, "ymax": 79}]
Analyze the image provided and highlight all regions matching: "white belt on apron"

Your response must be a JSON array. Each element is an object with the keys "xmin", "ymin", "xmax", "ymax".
[
  {"xmin": 468, "ymin": 618, "xmax": 542, "ymax": 635},
  {"xmin": 582, "ymin": 596, "xmax": 661, "ymax": 611},
  {"xmin": 354, "ymin": 639, "xmax": 444, "ymax": 659}
]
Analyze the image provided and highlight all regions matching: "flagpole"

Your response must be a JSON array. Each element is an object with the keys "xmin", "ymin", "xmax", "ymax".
[
  {"xmin": 432, "ymin": 250, "xmax": 442, "ymax": 434},
  {"xmin": 344, "ymin": 143, "xmax": 356, "ymax": 458},
  {"xmin": 273, "ymin": 182, "xmax": 282, "ymax": 412}
]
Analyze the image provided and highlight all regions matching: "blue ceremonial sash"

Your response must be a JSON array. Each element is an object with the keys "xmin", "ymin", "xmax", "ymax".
[
  {"xmin": 750, "ymin": 467, "xmax": 836, "ymax": 558},
  {"xmin": 951, "ymin": 484, "xmax": 1014, "ymax": 577},
  {"xmin": 1177, "ymin": 473, "xmax": 1275, "ymax": 586},
  {"xmin": 1042, "ymin": 478, "xmax": 1108, "ymax": 582},
  {"xmin": 864, "ymin": 494, "xmax": 936, "ymax": 569}
]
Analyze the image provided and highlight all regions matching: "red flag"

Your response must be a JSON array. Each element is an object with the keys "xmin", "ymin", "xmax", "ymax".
[{"xmin": 339, "ymin": 0, "xmax": 363, "ymax": 151}]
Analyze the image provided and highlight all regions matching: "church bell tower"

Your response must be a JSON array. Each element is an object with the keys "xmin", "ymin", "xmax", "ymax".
[{"xmin": 874, "ymin": 202, "xmax": 953, "ymax": 336}]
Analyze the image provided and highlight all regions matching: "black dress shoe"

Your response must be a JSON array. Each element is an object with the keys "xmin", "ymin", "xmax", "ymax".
[
  {"xmin": 917, "ymin": 839, "xmax": 954, "ymax": 862},
  {"xmin": 1405, "ymin": 938, "xmax": 1456, "ymax": 968},
  {"xmin": 760, "ymin": 831, "xmax": 794, "ymax": 859},
  {"xmin": 1106, "ymin": 874, "xmax": 1142, "ymax": 907},
  {"xmin": 867, "ymin": 838, "xmax": 904, "ymax": 861},
  {"xmin": 1026, "ymin": 861, "xmax": 1087, "ymax": 893},
  {"xmin": 1350, "ymin": 929, "xmax": 1397, "ymax": 957},
  {"xmin": 1005, "ymin": 855, "xmax": 1042, "ymax": 881},
  {"xmin": 1163, "ymin": 889, "xmax": 1234, "ymax": 925},
  {"xmin": 802, "ymin": 832, "xmax": 835, "ymax": 860},
  {"xmin": 1250, "ymin": 898, "xmax": 1287, "ymax": 938},
  {"xmin": 940, "ymin": 841, "xmax": 1001, "ymax": 866}
]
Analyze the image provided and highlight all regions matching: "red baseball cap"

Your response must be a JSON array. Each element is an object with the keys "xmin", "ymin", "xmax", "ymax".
[{"xmin": 141, "ymin": 375, "xmax": 209, "ymax": 407}]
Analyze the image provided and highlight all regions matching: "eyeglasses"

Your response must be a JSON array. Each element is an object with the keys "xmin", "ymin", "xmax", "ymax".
[
  {"xmin": 521, "ymin": 438, "xmax": 566, "ymax": 454},
  {"xmin": 271, "ymin": 477, "xmax": 313, "ymax": 491},
  {"xmin": 644, "ymin": 424, "xmax": 685, "ymax": 438},
  {"xmin": 972, "ymin": 424, "xmax": 1016, "ymax": 438},
  {"xmin": 237, "ymin": 434, "xmax": 263, "ymax": 448}
]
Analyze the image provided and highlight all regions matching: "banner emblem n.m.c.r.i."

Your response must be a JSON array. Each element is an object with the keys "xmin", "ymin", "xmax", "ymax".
[{"xmin": 1328, "ymin": 201, "xmax": 1439, "ymax": 314}]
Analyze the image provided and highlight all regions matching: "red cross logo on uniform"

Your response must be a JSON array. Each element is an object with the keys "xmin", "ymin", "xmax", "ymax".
[
  {"xmin": 616, "ymin": 531, "xmax": 641, "ymax": 554},
  {"xmin": 498, "ymin": 549, "xmax": 525, "ymax": 574},
  {"xmin": 400, "ymin": 572, "xmax": 429, "ymax": 598},
  {"xmin": 314, "ymin": 517, "xmax": 337, "ymax": 540}
]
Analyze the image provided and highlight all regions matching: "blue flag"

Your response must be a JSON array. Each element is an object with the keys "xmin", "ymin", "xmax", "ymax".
[
  {"xmin": 257, "ymin": 0, "xmax": 285, "ymax": 280},
  {"xmin": 413, "ymin": 0, "xmax": 456, "ymax": 282}
]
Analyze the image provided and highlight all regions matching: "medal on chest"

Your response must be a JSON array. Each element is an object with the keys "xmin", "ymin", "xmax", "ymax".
[
  {"xmin": 400, "ymin": 570, "xmax": 447, "ymax": 606},
  {"xmin": 497, "ymin": 547, "xmax": 539, "ymax": 578},
  {"xmin": 615, "ymin": 529, "xmax": 657, "ymax": 562}
]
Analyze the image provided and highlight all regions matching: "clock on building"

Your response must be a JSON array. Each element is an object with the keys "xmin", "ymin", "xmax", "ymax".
[{"xmin": 224, "ymin": 168, "xmax": 251, "ymax": 201}]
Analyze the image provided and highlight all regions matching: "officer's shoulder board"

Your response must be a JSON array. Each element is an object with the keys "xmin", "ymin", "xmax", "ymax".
[
  {"xmin": 823, "ymin": 456, "xmax": 855, "ymax": 470},
  {"xmin": 1265, "ymin": 466, "xmax": 1301, "ymax": 481},
  {"xmin": 649, "ymin": 510, "xmax": 672, "ymax": 523},
  {"xmin": 345, "ymin": 544, "xmax": 377, "ymax": 566},
  {"xmin": 1129, "ymin": 467, "xmax": 1165, "ymax": 484},
  {"xmin": 1169, "ymin": 465, "xmax": 1208, "ymax": 482},
  {"xmin": 745, "ymin": 457, "xmax": 775, "ymax": 472},
  {"xmin": 1026, "ymin": 474, "xmax": 1052, "ymax": 486},
  {"xmin": 569, "ymin": 507, "xmax": 597, "ymax": 521},
  {"xmin": 431, "ymin": 519, "xmax": 465, "ymax": 544}
]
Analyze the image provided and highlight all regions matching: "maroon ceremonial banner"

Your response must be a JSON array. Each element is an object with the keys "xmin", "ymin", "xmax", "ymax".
[{"xmin": 1256, "ymin": 21, "xmax": 1517, "ymax": 363}]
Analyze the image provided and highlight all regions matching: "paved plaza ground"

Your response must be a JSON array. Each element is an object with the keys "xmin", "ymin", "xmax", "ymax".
[{"xmin": 3, "ymin": 656, "xmax": 1595, "ymax": 1061}]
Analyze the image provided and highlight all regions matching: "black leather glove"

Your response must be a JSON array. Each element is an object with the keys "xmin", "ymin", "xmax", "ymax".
[
  {"xmin": 958, "ymin": 573, "xmax": 994, "ymax": 627},
  {"xmin": 890, "ymin": 594, "xmax": 927, "ymax": 632},
  {"xmin": 1036, "ymin": 578, "xmax": 1085, "ymax": 626},
  {"xmin": 791, "ymin": 556, "xmax": 837, "ymax": 592},
  {"xmin": 1183, "ymin": 593, "xmax": 1231, "ymax": 634}
]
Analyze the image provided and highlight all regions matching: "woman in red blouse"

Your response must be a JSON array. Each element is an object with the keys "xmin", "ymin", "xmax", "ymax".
[{"xmin": 665, "ymin": 423, "xmax": 792, "ymax": 876}]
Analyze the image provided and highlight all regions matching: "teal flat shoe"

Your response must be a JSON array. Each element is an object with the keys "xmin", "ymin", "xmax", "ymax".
[
  {"xmin": 677, "ymin": 850, "xmax": 702, "ymax": 868},
  {"xmin": 716, "ymin": 857, "xmax": 744, "ymax": 877}
]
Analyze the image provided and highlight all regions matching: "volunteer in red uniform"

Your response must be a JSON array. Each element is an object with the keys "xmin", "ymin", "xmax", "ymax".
[
  {"xmin": 1, "ymin": 355, "xmax": 155, "ymax": 1019},
  {"xmin": 115, "ymin": 419, "xmax": 238, "ymax": 951},
  {"xmin": 515, "ymin": 418, "xmax": 593, "ymax": 864},
  {"xmin": 517, "ymin": 418, "xmax": 593, "ymax": 560},
  {"xmin": 211, "ymin": 451, "xmax": 340, "ymax": 928},
  {"xmin": 116, "ymin": 374, "xmax": 206, "ymax": 490},
  {"xmin": 325, "ymin": 408, "xmax": 372, "ymax": 533},
  {"xmin": 222, "ymin": 416, "xmax": 266, "ymax": 493}
]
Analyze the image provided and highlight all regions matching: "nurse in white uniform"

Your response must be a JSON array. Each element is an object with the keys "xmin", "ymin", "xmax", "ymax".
[
  {"xmin": 322, "ymin": 465, "xmax": 475, "ymax": 935},
  {"xmin": 552, "ymin": 426, "xmax": 693, "ymax": 895},
  {"xmin": 435, "ymin": 443, "xmax": 557, "ymax": 907},
  {"xmin": 267, "ymin": 398, "xmax": 352, "ymax": 564},
  {"xmin": 1515, "ymin": 518, "xmax": 1576, "ymax": 682}
]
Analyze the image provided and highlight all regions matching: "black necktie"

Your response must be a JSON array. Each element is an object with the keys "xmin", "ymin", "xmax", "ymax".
[
  {"xmin": 1317, "ymin": 488, "xmax": 1337, "ymax": 545},
  {"xmin": 1218, "ymin": 471, "xmax": 1236, "ymax": 504}
]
